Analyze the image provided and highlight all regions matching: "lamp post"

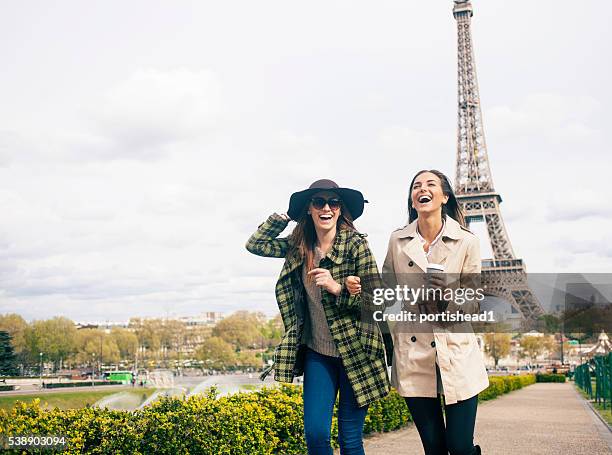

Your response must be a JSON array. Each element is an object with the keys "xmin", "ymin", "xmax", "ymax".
[
  {"xmin": 134, "ymin": 346, "xmax": 138, "ymax": 374},
  {"xmin": 141, "ymin": 345, "xmax": 147, "ymax": 373},
  {"xmin": 559, "ymin": 319, "xmax": 565, "ymax": 366},
  {"xmin": 91, "ymin": 353, "xmax": 96, "ymax": 386},
  {"xmin": 99, "ymin": 334, "xmax": 103, "ymax": 379},
  {"xmin": 39, "ymin": 352, "xmax": 43, "ymax": 388}
]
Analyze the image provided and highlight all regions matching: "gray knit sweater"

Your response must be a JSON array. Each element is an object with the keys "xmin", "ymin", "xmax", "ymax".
[{"xmin": 301, "ymin": 247, "xmax": 340, "ymax": 357}]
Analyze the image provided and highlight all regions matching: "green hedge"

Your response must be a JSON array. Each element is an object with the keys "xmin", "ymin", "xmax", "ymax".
[
  {"xmin": 0, "ymin": 376, "xmax": 535, "ymax": 454},
  {"xmin": 478, "ymin": 374, "xmax": 536, "ymax": 401},
  {"xmin": 42, "ymin": 381, "xmax": 122, "ymax": 389},
  {"xmin": 0, "ymin": 385, "xmax": 15, "ymax": 391},
  {"xmin": 535, "ymin": 373, "xmax": 566, "ymax": 383},
  {"xmin": 0, "ymin": 386, "xmax": 406, "ymax": 454}
]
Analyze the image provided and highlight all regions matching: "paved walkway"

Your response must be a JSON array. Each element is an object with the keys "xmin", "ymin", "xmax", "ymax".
[{"xmin": 361, "ymin": 383, "xmax": 612, "ymax": 455}]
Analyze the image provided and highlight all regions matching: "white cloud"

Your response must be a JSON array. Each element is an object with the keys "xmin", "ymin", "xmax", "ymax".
[
  {"xmin": 0, "ymin": 1, "xmax": 611, "ymax": 321},
  {"xmin": 0, "ymin": 68, "xmax": 226, "ymax": 165},
  {"xmin": 486, "ymin": 93, "xmax": 602, "ymax": 145},
  {"xmin": 546, "ymin": 189, "xmax": 612, "ymax": 222},
  {"xmin": 380, "ymin": 127, "xmax": 452, "ymax": 154},
  {"xmin": 87, "ymin": 68, "xmax": 224, "ymax": 154}
]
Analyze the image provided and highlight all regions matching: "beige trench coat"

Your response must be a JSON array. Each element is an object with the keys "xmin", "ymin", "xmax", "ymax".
[{"xmin": 383, "ymin": 216, "xmax": 489, "ymax": 404}]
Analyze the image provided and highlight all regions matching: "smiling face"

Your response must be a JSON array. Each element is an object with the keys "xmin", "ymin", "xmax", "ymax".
[
  {"xmin": 309, "ymin": 190, "xmax": 341, "ymax": 233},
  {"xmin": 411, "ymin": 172, "xmax": 449, "ymax": 216}
]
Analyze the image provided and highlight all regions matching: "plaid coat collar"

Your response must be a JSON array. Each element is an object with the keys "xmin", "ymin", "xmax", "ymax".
[{"xmin": 281, "ymin": 228, "xmax": 353, "ymax": 277}]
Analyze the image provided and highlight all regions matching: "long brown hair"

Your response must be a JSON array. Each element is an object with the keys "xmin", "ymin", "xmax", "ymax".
[
  {"xmin": 288, "ymin": 198, "xmax": 356, "ymax": 275},
  {"xmin": 407, "ymin": 169, "xmax": 466, "ymax": 227}
]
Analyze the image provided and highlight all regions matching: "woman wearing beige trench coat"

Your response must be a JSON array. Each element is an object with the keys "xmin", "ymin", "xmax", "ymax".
[{"xmin": 348, "ymin": 170, "xmax": 488, "ymax": 455}]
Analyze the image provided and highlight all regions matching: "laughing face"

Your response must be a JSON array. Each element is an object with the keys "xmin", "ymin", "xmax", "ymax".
[
  {"xmin": 411, "ymin": 172, "xmax": 449, "ymax": 216},
  {"xmin": 309, "ymin": 190, "xmax": 341, "ymax": 233}
]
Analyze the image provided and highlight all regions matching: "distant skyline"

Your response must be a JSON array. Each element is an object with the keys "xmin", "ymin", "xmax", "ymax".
[{"xmin": 1, "ymin": 1, "xmax": 611, "ymax": 321}]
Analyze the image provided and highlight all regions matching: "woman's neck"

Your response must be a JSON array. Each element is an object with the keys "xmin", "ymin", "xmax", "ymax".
[
  {"xmin": 315, "ymin": 226, "xmax": 337, "ymax": 253},
  {"xmin": 417, "ymin": 212, "xmax": 443, "ymax": 243}
]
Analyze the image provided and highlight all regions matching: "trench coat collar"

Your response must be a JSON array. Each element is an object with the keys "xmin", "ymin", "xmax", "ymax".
[
  {"xmin": 395, "ymin": 216, "xmax": 465, "ymax": 272},
  {"xmin": 396, "ymin": 215, "xmax": 464, "ymax": 241}
]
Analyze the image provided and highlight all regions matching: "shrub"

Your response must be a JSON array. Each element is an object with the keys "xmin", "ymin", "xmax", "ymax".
[
  {"xmin": 535, "ymin": 373, "xmax": 566, "ymax": 383},
  {"xmin": 519, "ymin": 374, "xmax": 537, "ymax": 387},
  {"xmin": 0, "ymin": 375, "xmax": 535, "ymax": 454},
  {"xmin": 478, "ymin": 374, "xmax": 536, "ymax": 402},
  {"xmin": 2, "ymin": 387, "xmax": 400, "ymax": 454},
  {"xmin": 363, "ymin": 388, "xmax": 410, "ymax": 434},
  {"xmin": 42, "ymin": 381, "xmax": 122, "ymax": 389}
]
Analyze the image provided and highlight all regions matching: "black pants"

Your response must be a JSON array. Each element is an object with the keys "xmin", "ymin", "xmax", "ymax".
[{"xmin": 405, "ymin": 395, "xmax": 478, "ymax": 455}]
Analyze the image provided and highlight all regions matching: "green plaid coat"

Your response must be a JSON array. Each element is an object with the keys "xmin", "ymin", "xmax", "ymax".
[{"xmin": 246, "ymin": 213, "xmax": 390, "ymax": 407}]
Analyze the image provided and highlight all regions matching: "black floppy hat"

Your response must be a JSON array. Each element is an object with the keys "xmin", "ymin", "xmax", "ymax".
[{"xmin": 287, "ymin": 179, "xmax": 367, "ymax": 221}]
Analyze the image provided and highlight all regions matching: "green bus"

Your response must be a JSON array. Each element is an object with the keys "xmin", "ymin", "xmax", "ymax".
[{"xmin": 105, "ymin": 371, "xmax": 133, "ymax": 384}]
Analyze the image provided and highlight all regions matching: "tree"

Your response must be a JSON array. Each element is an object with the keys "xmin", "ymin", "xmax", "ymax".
[
  {"xmin": 110, "ymin": 328, "xmax": 139, "ymax": 361},
  {"xmin": 183, "ymin": 326, "xmax": 211, "ymax": 355},
  {"xmin": 24, "ymin": 317, "xmax": 77, "ymax": 370},
  {"xmin": 520, "ymin": 335, "xmax": 555, "ymax": 364},
  {"xmin": 0, "ymin": 314, "xmax": 27, "ymax": 355},
  {"xmin": 0, "ymin": 314, "xmax": 28, "ymax": 373},
  {"xmin": 129, "ymin": 318, "xmax": 161, "ymax": 358},
  {"xmin": 157, "ymin": 319, "xmax": 187, "ymax": 361},
  {"xmin": 483, "ymin": 333, "xmax": 511, "ymax": 367},
  {"xmin": 262, "ymin": 314, "xmax": 283, "ymax": 347},
  {"xmin": 0, "ymin": 331, "xmax": 18, "ymax": 376},
  {"xmin": 539, "ymin": 314, "xmax": 560, "ymax": 334},
  {"xmin": 237, "ymin": 350, "xmax": 261, "ymax": 369},
  {"xmin": 73, "ymin": 329, "xmax": 120, "ymax": 366},
  {"xmin": 212, "ymin": 311, "xmax": 266, "ymax": 350},
  {"xmin": 129, "ymin": 318, "xmax": 188, "ymax": 364},
  {"xmin": 195, "ymin": 336, "xmax": 236, "ymax": 370}
]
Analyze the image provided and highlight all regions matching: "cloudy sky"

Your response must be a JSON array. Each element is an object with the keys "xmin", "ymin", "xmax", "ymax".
[{"xmin": 1, "ymin": 1, "xmax": 610, "ymax": 322}]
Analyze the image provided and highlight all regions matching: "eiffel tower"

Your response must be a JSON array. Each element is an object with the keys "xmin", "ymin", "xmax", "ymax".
[{"xmin": 452, "ymin": 0, "xmax": 543, "ymax": 320}]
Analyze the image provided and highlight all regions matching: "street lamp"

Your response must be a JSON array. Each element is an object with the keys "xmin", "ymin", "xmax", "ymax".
[
  {"xmin": 134, "ymin": 347, "xmax": 137, "ymax": 373},
  {"xmin": 39, "ymin": 352, "xmax": 44, "ymax": 388},
  {"xmin": 91, "ymin": 353, "xmax": 96, "ymax": 386}
]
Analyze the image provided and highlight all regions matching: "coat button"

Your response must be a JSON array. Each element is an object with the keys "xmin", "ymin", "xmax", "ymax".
[
  {"xmin": 431, "ymin": 341, "xmax": 436, "ymax": 348},
  {"xmin": 408, "ymin": 261, "xmax": 414, "ymax": 267},
  {"xmin": 411, "ymin": 336, "xmax": 417, "ymax": 342}
]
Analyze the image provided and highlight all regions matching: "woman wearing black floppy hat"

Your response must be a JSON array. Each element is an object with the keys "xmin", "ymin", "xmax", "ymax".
[{"xmin": 246, "ymin": 179, "xmax": 390, "ymax": 455}]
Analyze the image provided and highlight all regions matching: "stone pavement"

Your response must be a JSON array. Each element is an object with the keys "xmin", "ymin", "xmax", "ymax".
[{"xmin": 360, "ymin": 382, "xmax": 612, "ymax": 455}]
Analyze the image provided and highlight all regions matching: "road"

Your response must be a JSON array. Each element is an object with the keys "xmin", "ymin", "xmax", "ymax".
[{"xmin": 359, "ymin": 382, "xmax": 612, "ymax": 455}]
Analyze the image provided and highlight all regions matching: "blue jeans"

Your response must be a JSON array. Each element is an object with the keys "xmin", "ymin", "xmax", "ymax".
[{"xmin": 303, "ymin": 348, "xmax": 368, "ymax": 455}]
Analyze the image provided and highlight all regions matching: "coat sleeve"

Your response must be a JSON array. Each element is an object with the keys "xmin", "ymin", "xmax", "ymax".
[
  {"xmin": 378, "ymin": 235, "xmax": 397, "ymax": 365},
  {"xmin": 245, "ymin": 214, "xmax": 291, "ymax": 258},
  {"xmin": 335, "ymin": 236, "xmax": 382, "ymax": 313},
  {"xmin": 446, "ymin": 234, "xmax": 482, "ymax": 316},
  {"xmin": 381, "ymin": 235, "xmax": 399, "ymax": 309}
]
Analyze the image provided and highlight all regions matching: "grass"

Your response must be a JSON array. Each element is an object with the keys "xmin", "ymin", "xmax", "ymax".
[
  {"xmin": 0, "ymin": 387, "xmax": 156, "ymax": 411},
  {"xmin": 591, "ymin": 402, "xmax": 612, "ymax": 426},
  {"xmin": 574, "ymin": 380, "xmax": 612, "ymax": 427},
  {"xmin": 239, "ymin": 384, "xmax": 258, "ymax": 391}
]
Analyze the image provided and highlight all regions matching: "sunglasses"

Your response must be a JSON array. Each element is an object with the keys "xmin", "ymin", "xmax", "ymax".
[{"xmin": 310, "ymin": 197, "xmax": 342, "ymax": 211}]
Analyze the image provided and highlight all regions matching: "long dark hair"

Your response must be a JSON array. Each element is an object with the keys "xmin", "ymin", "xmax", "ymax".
[
  {"xmin": 408, "ymin": 169, "xmax": 466, "ymax": 227},
  {"xmin": 288, "ymin": 198, "xmax": 356, "ymax": 275}
]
